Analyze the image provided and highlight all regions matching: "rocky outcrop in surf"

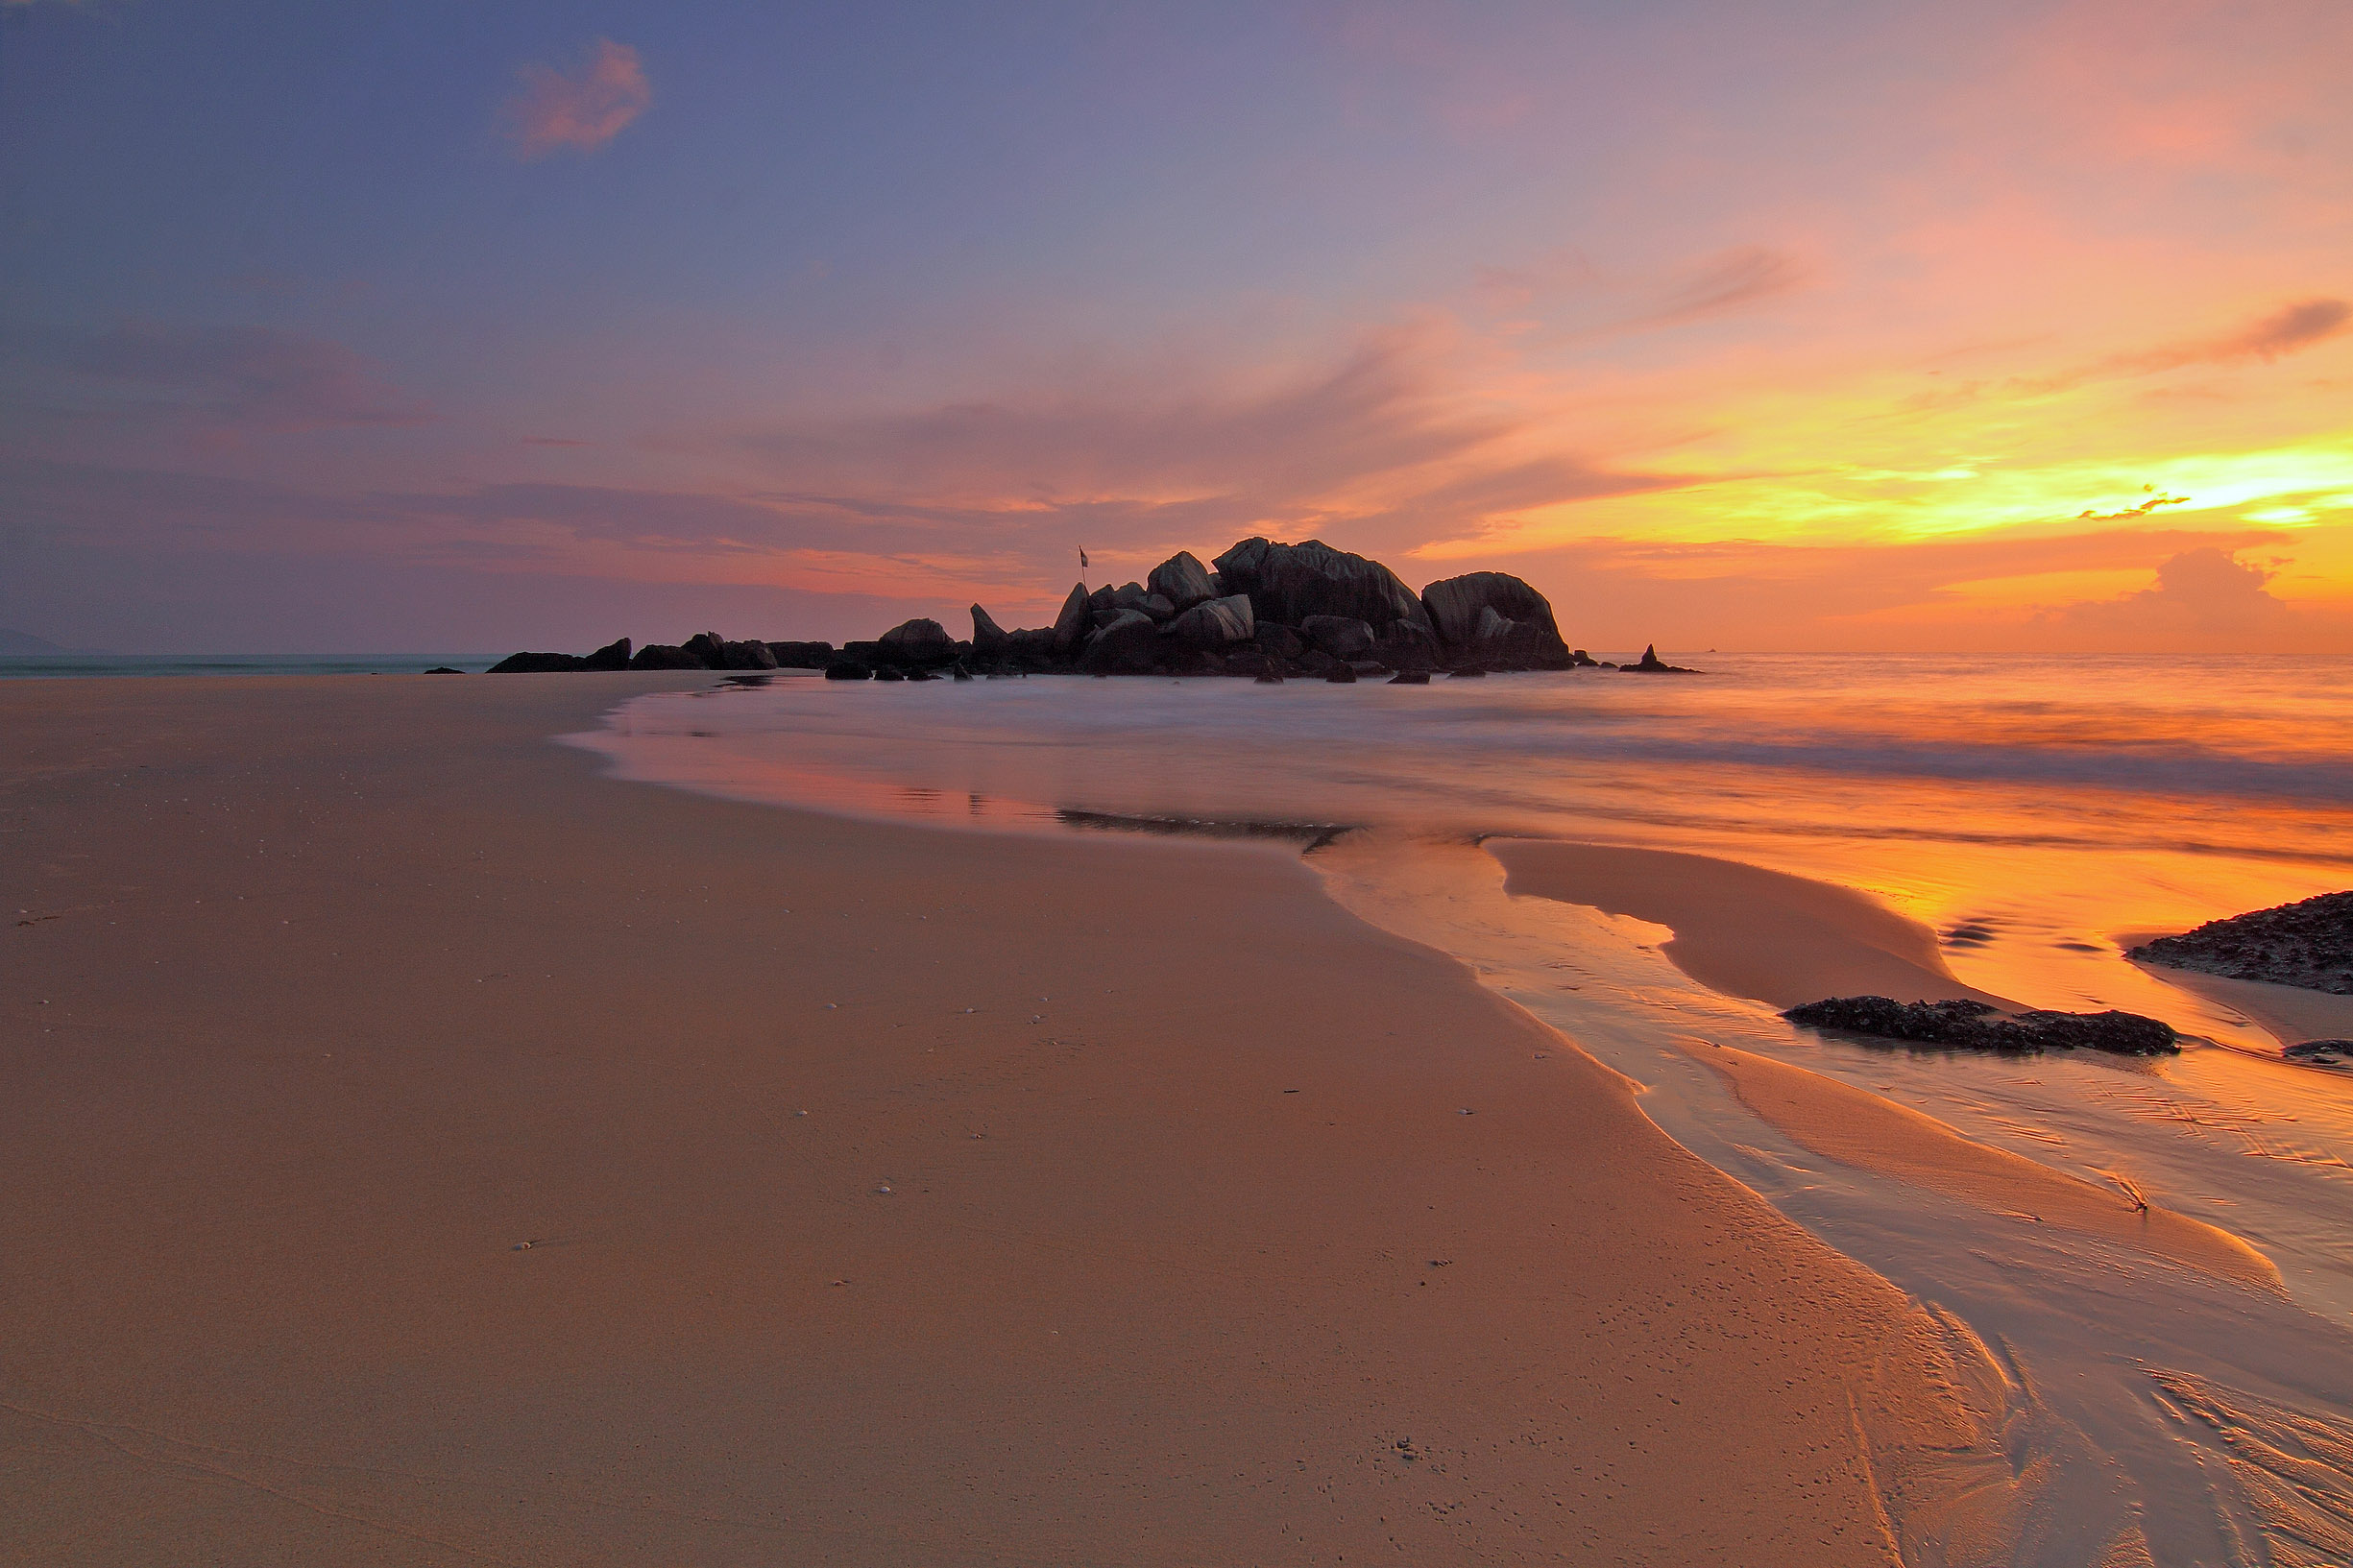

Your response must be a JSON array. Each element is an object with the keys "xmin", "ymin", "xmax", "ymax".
[
  {"xmin": 482, "ymin": 536, "xmax": 1686, "ymax": 682},
  {"xmin": 1783, "ymin": 996, "xmax": 2180, "ymax": 1055},
  {"xmin": 2127, "ymin": 890, "xmax": 2353, "ymax": 996}
]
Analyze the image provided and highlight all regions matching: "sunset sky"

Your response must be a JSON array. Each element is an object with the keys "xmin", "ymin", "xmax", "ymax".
[{"xmin": 5, "ymin": 0, "xmax": 2350, "ymax": 653}]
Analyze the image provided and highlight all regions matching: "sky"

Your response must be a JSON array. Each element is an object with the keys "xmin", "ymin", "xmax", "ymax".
[{"xmin": 3, "ymin": 0, "xmax": 2350, "ymax": 654}]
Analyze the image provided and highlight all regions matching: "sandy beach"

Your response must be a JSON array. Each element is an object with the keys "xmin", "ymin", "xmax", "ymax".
[{"xmin": 0, "ymin": 674, "xmax": 2020, "ymax": 1565}]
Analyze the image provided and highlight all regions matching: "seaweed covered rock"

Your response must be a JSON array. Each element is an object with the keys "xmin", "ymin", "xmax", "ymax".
[
  {"xmin": 2129, "ymin": 890, "xmax": 2353, "ymax": 995},
  {"xmin": 1783, "ymin": 996, "xmax": 2178, "ymax": 1055}
]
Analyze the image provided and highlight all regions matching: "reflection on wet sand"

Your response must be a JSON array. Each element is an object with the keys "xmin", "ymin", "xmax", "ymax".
[{"xmin": 571, "ymin": 654, "xmax": 2353, "ymax": 1564}]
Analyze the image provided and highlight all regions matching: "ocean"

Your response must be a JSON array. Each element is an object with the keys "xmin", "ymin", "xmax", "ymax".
[
  {"xmin": 0, "ymin": 654, "xmax": 496, "ymax": 679},
  {"xmin": 578, "ymin": 652, "xmax": 2353, "ymax": 1563}
]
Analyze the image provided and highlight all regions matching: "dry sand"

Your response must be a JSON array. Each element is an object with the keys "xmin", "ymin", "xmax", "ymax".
[
  {"xmin": 2, "ymin": 676, "xmax": 2011, "ymax": 1565},
  {"xmin": 1490, "ymin": 839, "xmax": 2012, "ymax": 1012}
]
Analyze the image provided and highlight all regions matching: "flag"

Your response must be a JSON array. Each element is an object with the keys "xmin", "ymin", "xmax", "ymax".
[{"xmin": 1079, "ymin": 547, "xmax": 1089, "ymax": 569}]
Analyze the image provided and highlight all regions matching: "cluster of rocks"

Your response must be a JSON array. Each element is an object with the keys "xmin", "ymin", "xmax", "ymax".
[
  {"xmin": 1783, "ymin": 996, "xmax": 2180, "ymax": 1056},
  {"xmin": 489, "ymin": 632, "xmax": 837, "ymax": 674},
  {"xmin": 487, "ymin": 536, "xmax": 1704, "ymax": 684},
  {"xmin": 2127, "ymin": 890, "xmax": 2353, "ymax": 996}
]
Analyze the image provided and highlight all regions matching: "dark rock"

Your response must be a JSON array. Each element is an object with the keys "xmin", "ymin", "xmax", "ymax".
[
  {"xmin": 952, "ymin": 663, "xmax": 974, "ymax": 681},
  {"xmin": 765, "ymin": 640, "xmax": 837, "ymax": 668},
  {"xmin": 1569, "ymin": 648, "xmax": 1599, "ymax": 667},
  {"xmin": 1165, "ymin": 593, "xmax": 1254, "ymax": 651},
  {"xmin": 1420, "ymin": 571, "xmax": 1572, "ymax": 666},
  {"xmin": 2128, "ymin": 890, "xmax": 2353, "ymax": 995},
  {"xmin": 1295, "ymin": 649, "xmax": 1346, "ymax": 679},
  {"xmin": 682, "ymin": 632, "xmax": 729, "ymax": 666},
  {"xmin": 1300, "ymin": 615, "xmax": 1377, "ymax": 662},
  {"xmin": 1783, "ymin": 996, "xmax": 2179, "ymax": 1055},
  {"xmin": 1324, "ymin": 663, "xmax": 1358, "ymax": 684},
  {"xmin": 582, "ymin": 637, "xmax": 633, "ymax": 671},
  {"xmin": 1052, "ymin": 584, "xmax": 1093, "ymax": 655},
  {"xmin": 1446, "ymin": 665, "xmax": 1487, "ymax": 678},
  {"xmin": 1388, "ymin": 669, "xmax": 1430, "ymax": 685},
  {"xmin": 1623, "ymin": 643, "xmax": 1701, "ymax": 673},
  {"xmin": 841, "ymin": 640, "xmax": 883, "ymax": 663},
  {"xmin": 488, "ymin": 651, "xmax": 588, "ymax": 673},
  {"xmin": 1253, "ymin": 622, "xmax": 1306, "ymax": 661},
  {"xmin": 1110, "ymin": 582, "xmax": 1175, "ymax": 622},
  {"xmin": 904, "ymin": 666, "xmax": 935, "ymax": 682},
  {"xmin": 1223, "ymin": 648, "xmax": 1271, "ymax": 679},
  {"xmin": 873, "ymin": 665, "xmax": 905, "ymax": 682},
  {"xmin": 424, "ymin": 666, "xmax": 465, "ymax": 675},
  {"xmin": 1346, "ymin": 660, "xmax": 1388, "ymax": 678},
  {"xmin": 1149, "ymin": 550, "xmax": 1218, "ymax": 613},
  {"xmin": 970, "ymin": 605, "xmax": 1009, "ymax": 658},
  {"xmin": 1087, "ymin": 584, "xmax": 1121, "ymax": 630},
  {"xmin": 824, "ymin": 660, "xmax": 872, "ymax": 680},
  {"xmin": 1212, "ymin": 537, "xmax": 1436, "ymax": 641},
  {"xmin": 718, "ymin": 639, "xmax": 779, "ymax": 671},
  {"xmin": 631, "ymin": 643, "xmax": 706, "ymax": 671},
  {"xmin": 1076, "ymin": 609, "xmax": 1160, "ymax": 674},
  {"xmin": 2285, "ymin": 1040, "xmax": 2351, "ymax": 1067},
  {"xmin": 1372, "ymin": 620, "xmax": 1443, "ymax": 671},
  {"xmin": 877, "ymin": 618, "xmax": 956, "ymax": 666}
]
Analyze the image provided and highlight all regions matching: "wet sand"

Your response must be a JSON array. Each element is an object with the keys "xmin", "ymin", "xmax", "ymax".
[
  {"xmin": 0, "ymin": 675, "xmax": 2013, "ymax": 1566},
  {"xmin": 1490, "ymin": 838, "xmax": 2014, "ymax": 1012}
]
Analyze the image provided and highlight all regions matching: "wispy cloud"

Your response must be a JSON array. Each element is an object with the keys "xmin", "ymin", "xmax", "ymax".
[
  {"xmin": 2026, "ymin": 297, "xmax": 2351, "ymax": 393},
  {"xmin": 501, "ymin": 39, "xmax": 649, "ymax": 160},
  {"xmin": 1634, "ymin": 247, "xmax": 1810, "ymax": 328},
  {"xmin": 1, "ymin": 322, "xmax": 431, "ymax": 434}
]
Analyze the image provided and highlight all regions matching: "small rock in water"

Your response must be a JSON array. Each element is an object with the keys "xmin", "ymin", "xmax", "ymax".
[{"xmin": 1783, "ymin": 996, "xmax": 2179, "ymax": 1055}]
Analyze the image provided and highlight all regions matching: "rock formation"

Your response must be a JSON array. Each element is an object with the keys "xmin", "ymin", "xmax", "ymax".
[
  {"xmin": 2129, "ymin": 891, "xmax": 2353, "ymax": 995},
  {"xmin": 483, "ymin": 534, "xmax": 1681, "ymax": 686},
  {"xmin": 1783, "ymin": 997, "xmax": 2179, "ymax": 1055}
]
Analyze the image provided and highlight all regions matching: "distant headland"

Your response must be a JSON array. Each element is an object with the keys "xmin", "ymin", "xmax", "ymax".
[{"xmin": 488, "ymin": 536, "xmax": 1699, "ymax": 681}]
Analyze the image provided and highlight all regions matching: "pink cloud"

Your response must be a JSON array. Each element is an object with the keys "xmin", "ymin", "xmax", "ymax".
[{"xmin": 502, "ymin": 39, "xmax": 649, "ymax": 160}]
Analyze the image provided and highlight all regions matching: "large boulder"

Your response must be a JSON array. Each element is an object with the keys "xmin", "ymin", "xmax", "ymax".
[
  {"xmin": 1212, "ymin": 538, "xmax": 1436, "ymax": 640},
  {"xmin": 1111, "ymin": 584, "xmax": 1176, "ymax": 622},
  {"xmin": 766, "ymin": 640, "xmax": 836, "ymax": 668},
  {"xmin": 581, "ymin": 637, "xmax": 632, "ymax": 671},
  {"xmin": 1051, "ymin": 583, "xmax": 1092, "ymax": 655},
  {"xmin": 1164, "ymin": 593, "xmax": 1254, "ymax": 651},
  {"xmin": 1253, "ymin": 622, "xmax": 1306, "ymax": 662},
  {"xmin": 719, "ymin": 639, "xmax": 779, "ymax": 670},
  {"xmin": 970, "ymin": 605, "xmax": 1009, "ymax": 658},
  {"xmin": 1470, "ymin": 605, "xmax": 1550, "ymax": 668},
  {"xmin": 631, "ymin": 642, "xmax": 705, "ymax": 671},
  {"xmin": 1299, "ymin": 615, "xmax": 1375, "ymax": 662},
  {"xmin": 488, "ymin": 650, "xmax": 587, "ymax": 673},
  {"xmin": 1148, "ymin": 551, "xmax": 1218, "ymax": 613},
  {"xmin": 1420, "ymin": 572, "xmax": 1571, "ymax": 666},
  {"xmin": 877, "ymin": 618, "xmax": 956, "ymax": 665},
  {"xmin": 682, "ymin": 632, "xmax": 729, "ymax": 666},
  {"xmin": 1076, "ymin": 609, "xmax": 1160, "ymax": 673}
]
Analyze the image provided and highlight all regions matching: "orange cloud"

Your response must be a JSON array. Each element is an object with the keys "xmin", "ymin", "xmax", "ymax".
[{"xmin": 502, "ymin": 39, "xmax": 649, "ymax": 160}]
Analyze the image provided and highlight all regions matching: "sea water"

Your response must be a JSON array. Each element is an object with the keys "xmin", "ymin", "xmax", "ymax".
[{"xmin": 575, "ymin": 653, "xmax": 2353, "ymax": 1564}]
